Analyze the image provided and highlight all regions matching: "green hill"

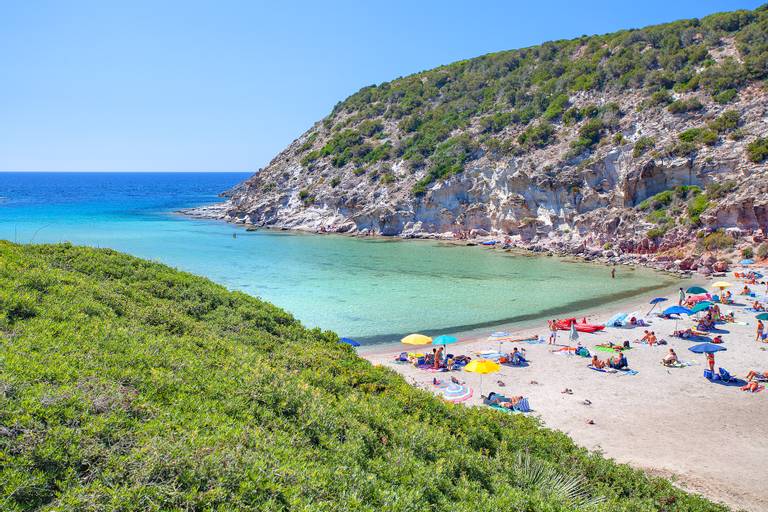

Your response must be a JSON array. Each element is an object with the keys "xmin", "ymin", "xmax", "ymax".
[{"xmin": 0, "ymin": 242, "xmax": 725, "ymax": 511}]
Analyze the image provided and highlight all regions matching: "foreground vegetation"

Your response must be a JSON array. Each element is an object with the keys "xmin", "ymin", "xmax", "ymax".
[{"xmin": 0, "ymin": 243, "xmax": 727, "ymax": 511}]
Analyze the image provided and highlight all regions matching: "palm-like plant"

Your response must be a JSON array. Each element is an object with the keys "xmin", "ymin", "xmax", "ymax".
[{"xmin": 513, "ymin": 452, "xmax": 605, "ymax": 509}]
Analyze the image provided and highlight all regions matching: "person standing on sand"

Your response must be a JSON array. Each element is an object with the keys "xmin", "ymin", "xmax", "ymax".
[
  {"xmin": 706, "ymin": 352, "xmax": 716, "ymax": 373},
  {"xmin": 611, "ymin": 267, "xmax": 616, "ymax": 279},
  {"xmin": 678, "ymin": 287, "xmax": 686, "ymax": 306},
  {"xmin": 548, "ymin": 320, "xmax": 557, "ymax": 345},
  {"xmin": 757, "ymin": 320, "xmax": 765, "ymax": 343}
]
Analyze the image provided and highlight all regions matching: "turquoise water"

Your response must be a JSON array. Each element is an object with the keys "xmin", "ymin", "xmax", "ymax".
[{"xmin": 0, "ymin": 172, "xmax": 677, "ymax": 342}]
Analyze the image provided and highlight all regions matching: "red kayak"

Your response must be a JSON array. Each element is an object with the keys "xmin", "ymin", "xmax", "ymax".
[{"xmin": 551, "ymin": 317, "xmax": 605, "ymax": 333}]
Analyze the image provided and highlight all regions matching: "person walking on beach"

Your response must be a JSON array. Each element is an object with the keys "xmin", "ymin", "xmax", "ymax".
[
  {"xmin": 757, "ymin": 320, "xmax": 765, "ymax": 343},
  {"xmin": 678, "ymin": 287, "xmax": 685, "ymax": 306},
  {"xmin": 548, "ymin": 320, "xmax": 557, "ymax": 345},
  {"xmin": 611, "ymin": 267, "xmax": 616, "ymax": 279}
]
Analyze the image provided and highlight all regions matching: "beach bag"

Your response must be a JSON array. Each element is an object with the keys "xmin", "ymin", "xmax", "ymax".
[{"xmin": 576, "ymin": 347, "xmax": 590, "ymax": 357}]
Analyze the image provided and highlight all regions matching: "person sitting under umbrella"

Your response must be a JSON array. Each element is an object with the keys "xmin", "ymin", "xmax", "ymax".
[{"xmin": 753, "ymin": 300, "xmax": 765, "ymax": 312}]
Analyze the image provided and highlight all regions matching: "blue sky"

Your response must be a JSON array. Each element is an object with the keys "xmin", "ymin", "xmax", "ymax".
[{"xmin": 1, "ymin": 0, "xmax": 762, "ymax": 172}]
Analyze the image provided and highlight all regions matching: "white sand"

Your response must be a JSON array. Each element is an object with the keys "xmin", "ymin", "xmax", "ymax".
[{"xmin": 362, "ymin": 273, "xmax": 768, "ymax": 511}]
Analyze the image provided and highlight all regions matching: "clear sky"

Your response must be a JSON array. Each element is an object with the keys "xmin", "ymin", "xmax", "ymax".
[{"xmin": 1, "ymin": 0, "xmax": 763, "ymax": 172}]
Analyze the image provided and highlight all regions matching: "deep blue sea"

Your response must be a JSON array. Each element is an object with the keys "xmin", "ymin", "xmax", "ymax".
[{"xmin": 0, "ymin": 172, "xmax": 677, "ymax": 342}]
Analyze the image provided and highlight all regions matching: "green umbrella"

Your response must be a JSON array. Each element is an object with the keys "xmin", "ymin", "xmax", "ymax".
[
  {"xmin": 686, "ymin": 286, "xmax": 708, "ymax": 294},
  {"xmin": 756, "ymin": 313, "xmax": 768, "ymax": 321},
  {"xmin": 690, "ymin": 301, "xmax": 712, "ymax": 315}
]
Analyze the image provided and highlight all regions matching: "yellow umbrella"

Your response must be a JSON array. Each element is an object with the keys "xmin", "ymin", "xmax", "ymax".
[
  {"xmin": 464, "ymin": 359, "xmax": 501, "ymax": 374},
  {"xmin": 711, "ymin": 281, "xmax": 732, "ymax": 289},
  {"xmin": 401, "ymin": 333, "xmax": 432, "ymax": 345},
  {"xmin": 464, "ymin": 358, "xmax": 501, "ymax": 397}
]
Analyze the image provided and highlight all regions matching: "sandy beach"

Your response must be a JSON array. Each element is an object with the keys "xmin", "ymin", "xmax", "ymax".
[{"xmin": 362, "ymin": 269, "xmax": 768, "ymax": 511}]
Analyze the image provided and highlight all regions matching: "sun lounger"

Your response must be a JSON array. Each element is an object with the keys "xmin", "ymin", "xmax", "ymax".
[
  {"xmin": 718, "ymin": 367, "xmax": 733, "ymax": 382},
  {"xmin": 704, "ymin": 370, "xmax": 721, "ymax": 381}
]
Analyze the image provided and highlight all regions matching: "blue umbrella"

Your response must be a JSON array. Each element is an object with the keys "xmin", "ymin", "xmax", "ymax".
[
  {"xmin": 647, "ymin": 297, "xmax": 668, "ymax": 315},
  {"xmin": 740, "ymin": 259, "xmax": 754, "ymax": 266},
  {"xmin": 433, "ymin": 335, "xmax": 458, "ymax": 346},
  {"xmin": 688, "ymin": 343, "xmax": 727, "ymax": 354},
  {"xmin": 662, "ymin": 306, "xmax": 692, "ymax": 316},
  {"xmin": 339, "ymin": 337, "xmax": 361, "ymax": 347}
]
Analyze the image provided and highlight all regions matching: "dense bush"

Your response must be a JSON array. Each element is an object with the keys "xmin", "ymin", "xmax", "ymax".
[
  {"xmin": 746, "ymin": 136, "xmax": 768, "ymax": 162},
  {"xmin": 667, "ymin": 97, "xmax": 704, "ymax": 114},
  {"xmin": 632, "ymin": 136, "xmax": 655, "ymax": 157},
  {"xmin": 0, "ymin": 243, "xmax": 729, "ymax": 511},
  {"xmin": 757, "ymin": 242, "xmax": 768, "ymax": 259},
  {"xmin": 697, "ymin": 230, "xmax": 736, "ymax": 252},
  {"xmin": 517, "ymin": 122, "xmax": 555, "ymax": 149}
]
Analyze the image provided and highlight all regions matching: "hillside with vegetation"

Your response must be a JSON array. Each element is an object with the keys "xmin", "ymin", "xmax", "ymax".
[
  {"xmin": 188, "ymin": 4, "xmax": 768, "ymax": 273},
  {"xmin": 0, "ymin": 241, "xmax": 729, "ymax": 511}
]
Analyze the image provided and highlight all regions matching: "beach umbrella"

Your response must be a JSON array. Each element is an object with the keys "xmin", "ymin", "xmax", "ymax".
[
  {"xmin": 647, "ymin": 297, "xmax": 668, "ymax": 315},
  {"xmin": 690, "ymin": 301, "xmax": 712, "ymax": 315},
  {"xmin": 662, "ymin": 306, "xmax": 692, "ymax": 316},
  {"xmin": 433, "ymin": 335, "xmax": 458, "ymax": 346},
  {"xmin": 339, "ymin": 337, "xmax": 361, "ymax": 347},
  {"xmin": 662, "ymin": 305, "xmax": 693, "ymax": 332},
  {"xmin": 464, "ymin": 358, "xmax": 501, "ymax": 397},
  {"xmin": 401, "ymin": 334, "xmax": 432, "ymax": 345},
  {"xmin": 433, "ymin": 335, "xmax": 458, "ymax": 357},
  {"xmin": 740, "ymin": 259, "xmax": 754, "ymax": 266},
  {"xmin": 756, "ymin": 313, "xmax": 768, "ymax": 321},
  {"xmin": 688, "ymin": 343, "xmax": 727, "ymax": 354},
  {"xmin": 711, "ymin": 281, "xmax": 732, "ymax": 290},
  {"xmin": 686, "ymin": 286, "xmax": 708, "ymax": 294}
]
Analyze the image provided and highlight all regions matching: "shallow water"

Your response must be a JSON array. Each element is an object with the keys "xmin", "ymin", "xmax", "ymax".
[{"xmin": 0, "ymin": 172, "xmax": 678, "ymax": 342}]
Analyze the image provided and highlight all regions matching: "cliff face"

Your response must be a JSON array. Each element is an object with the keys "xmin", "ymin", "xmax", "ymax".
[{"xmin": 189, "ymin": 6, "xmax": 768, "ymax": 269}]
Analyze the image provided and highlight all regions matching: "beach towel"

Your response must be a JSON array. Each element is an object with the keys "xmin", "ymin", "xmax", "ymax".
[
  {"xmin": 617, "ymin": 369, "xmax": 639, "ymax": 376},
  {"xmin": 588, "ymin": 365, "xmax": 617, "ymax": 373},
  {"xmin": 663, "ymin": 361, "xmax": 693, "ymax": 368},
  {"xmin": 525, "ymin": 337, "xmax": 545, "ymax": 345},
  {"xmin": 594, "ymin": 345, "xmax": 631, "ymax": 353}
]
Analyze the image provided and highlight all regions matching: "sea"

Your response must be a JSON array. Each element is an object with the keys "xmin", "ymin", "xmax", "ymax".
[{"xmin": 0, "ymin": 172, "xmax": 678, "ymax": 342}]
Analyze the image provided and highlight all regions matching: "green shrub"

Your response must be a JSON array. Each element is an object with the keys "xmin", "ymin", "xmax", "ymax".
[
  {"xmin": 647, "ymin": 226, "xmax": 668, "ymax": 239},
  {"xmin": 713, "ymin": 88, "xmax": 737, "ymax": 103},
  {"xmin": 668, "ymin": 97, "xmax": 704, "ymax": 114},
  {"xmin": 757, "ymin": 242, "xmax": 768, "ymax": 259},
  {"xmin": 705, "ymin": 180, "xmax": 737, "ymax": 199},
  {"xmin": 746, "ymin": 137, "xmax": 768, "ymax": 163},
  {"xmin": 329, "ymin": 177, "xmax": 341, "ymax": 188},
  {"xmin": 570, "ymin": 118, "xmax": 604, "ymax": 154},
  {"xmin": 707, "ymin": 110, "xmax": 740, "ymax": 133},
  {"xmin": 742, "ymin": 246, "xmax": 754, "ymax": 259},
  {"xmin": 697, "ymin": 230, "xmax": 735, "ymax": 251},
  {"xmin": 632, "ymin": 136, "xmax": 655, "ymax": 157},
  {"xmin": 517, "ymin": 122, "xmax": 555, "ymax": 149},
  {"xmin": 688, "ymin": 193, "xmax": 711, "ymax": 224},
  {"xmin": 678, "ymin": 127, "xmax": 718, "ymax": 146}
]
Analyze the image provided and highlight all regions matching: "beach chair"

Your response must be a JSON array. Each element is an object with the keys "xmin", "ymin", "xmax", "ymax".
[
  {"xmin": 718, "ymin": 368, "xmax": 733, "ymax": 382},
  {"xmin": 704, "ymin": 370, "xmax": 721, "ymax": 381}
]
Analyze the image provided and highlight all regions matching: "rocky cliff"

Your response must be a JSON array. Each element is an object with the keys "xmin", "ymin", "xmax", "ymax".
[{"xmin": 187, "ymin": 5, "xmax": 768, "ymax": 273}]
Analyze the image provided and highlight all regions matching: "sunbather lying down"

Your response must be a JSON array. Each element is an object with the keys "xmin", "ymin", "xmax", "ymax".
[
  {"xmin": 486, "ymin": 391, "xmax": 524, "ymax": 409},
  {"xmin": 741, "ymin": 381, "xmax": 762, "ymax": 392},
  {"xmin": 745, "ymin": 370, "xmax": 768, "ymax": 382}
]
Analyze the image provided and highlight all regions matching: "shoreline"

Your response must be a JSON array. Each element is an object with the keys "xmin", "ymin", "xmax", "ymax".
[
  {"xmin": 361, "ymin": 269, "xmax": 768, "ymax": 511},
  {"xmin": 178, "ymin": 202, "xmax": 712, "ymax": 279}
]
